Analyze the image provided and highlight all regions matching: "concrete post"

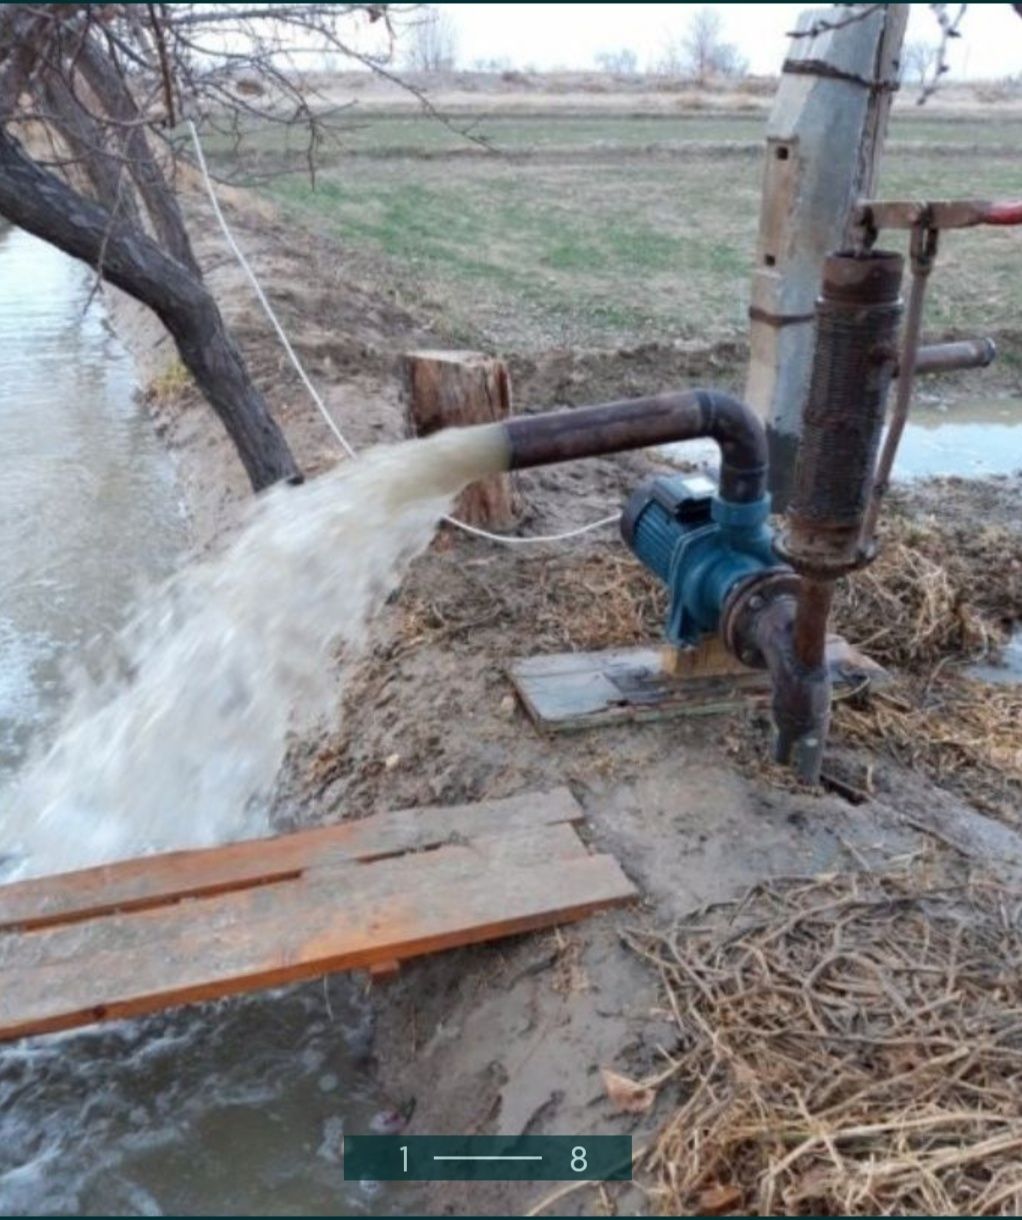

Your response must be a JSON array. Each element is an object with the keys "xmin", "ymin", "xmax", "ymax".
[{"xmin": 744, "ymin": 4, "xmax": 908, "ymax": 509}]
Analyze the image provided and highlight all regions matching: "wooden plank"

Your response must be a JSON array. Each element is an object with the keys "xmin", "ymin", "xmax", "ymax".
[
  {"xmin": 0, "ymin": 828, "xmax": 635, "ymax": 1041},
  {"xmin": 0, "ymin": 788, "xmax": 583, "ymax": 933},
  {"xmin": 510, "ymin": 638, "xmax": 888, "ymax": 732}
]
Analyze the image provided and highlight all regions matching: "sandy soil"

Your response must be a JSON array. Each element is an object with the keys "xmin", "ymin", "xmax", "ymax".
[{"xmin": 112, "ymin": 182, "xmax": 1022, "ymax": 1216}]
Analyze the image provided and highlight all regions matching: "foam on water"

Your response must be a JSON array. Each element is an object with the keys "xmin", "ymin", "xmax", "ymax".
[{"xmin": 1, "ymin": 423, "xmax": 508, "ymax": 879}]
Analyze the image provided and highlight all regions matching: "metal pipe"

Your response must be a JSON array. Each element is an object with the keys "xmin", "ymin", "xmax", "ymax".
[
  {"xmin": 504, "ymin": 389, "xmax": 768, "ymax": 504},
  {"xmin": 907, "ymin": 337, "xmax": 996, "ymax": 377},
  {"xmin": 752, "ymin": 589, "xmax": 832, "ymax": 784},
  {"xmin": 792, "ymin": 578, "xmax": 835, "ymax": 673},
  {"xmin": 773, "ymin": 249, "xmax": 904, "ymax": 783},
  {"xmin": 780, "ymin": 249, "xmax": 905, "ymax": 576},
  {"xmin": 721, "ymin": 570, "xmax": 830, "ymax": 783},
  {"xmin": 861, "ymin": 226, "xmax": 937, "ymax": 545}
]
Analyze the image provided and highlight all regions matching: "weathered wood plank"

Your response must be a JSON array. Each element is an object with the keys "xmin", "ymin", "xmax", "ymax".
[
  {"xmin": 510, "ymin": 638, "xmax": 888, "ymax": 732},
  {"xmin": 0, "ymin": 788, "xmax": 583, "ymax": 933},
  {"xmin": 0, "ymin": 828, "xmax": 635, "ymax": 1041}
]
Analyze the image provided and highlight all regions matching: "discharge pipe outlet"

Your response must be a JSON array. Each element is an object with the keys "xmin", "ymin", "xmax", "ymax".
[{"xmin": 502, "ymin": 389, "xmax": 768, "ymax": 504}]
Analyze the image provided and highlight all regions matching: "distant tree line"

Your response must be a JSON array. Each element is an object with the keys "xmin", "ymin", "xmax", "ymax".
[{"xmin": 402, "ymin": 5, "xmax": 749, "ymax": 83}]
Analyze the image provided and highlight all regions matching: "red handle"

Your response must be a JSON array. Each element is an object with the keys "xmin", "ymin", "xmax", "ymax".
[{"xmin": 982, "ymin": 200, "xmax": 1022, "ymax": 226}]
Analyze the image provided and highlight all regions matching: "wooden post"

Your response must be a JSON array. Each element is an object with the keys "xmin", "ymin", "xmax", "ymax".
[
  {"xmin": 744, "ymin": 4, "xmax": 908, "ymax": 510},
  {"xmin": 405, "ymin": 349, "xmax": 519, "ymax": 529}
]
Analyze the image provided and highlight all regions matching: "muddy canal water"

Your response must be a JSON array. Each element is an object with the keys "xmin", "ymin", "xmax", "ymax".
[{"xmin": 0, "ymin": 226, "xmax": 385, "ymax": 1216}]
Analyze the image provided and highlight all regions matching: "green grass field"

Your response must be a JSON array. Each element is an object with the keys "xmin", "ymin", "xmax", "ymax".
[{"xmin": 206, "ymin": 108, "xmax": 1022, "ymax": 355}]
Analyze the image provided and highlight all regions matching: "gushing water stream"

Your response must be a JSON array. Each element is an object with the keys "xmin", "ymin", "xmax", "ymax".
[
  {"xmin": 0, "ymin": 423, "xmax": 506, "ymax": 1214},
  {"xmin": 0, "ymin": 222, "xmax": 509, "ymax": 1215},
  {"xmin": 2, "ymin": 424, "xmax": 507, "ymax": 880}
]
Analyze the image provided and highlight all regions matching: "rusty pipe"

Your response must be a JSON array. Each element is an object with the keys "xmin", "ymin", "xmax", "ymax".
[
  {"xmin": 723, "ymin": 572, "xmax": 832, "ymax": 784},
  {"xmin": 756, "ymin": 590, "xmax": 832, "ymax": 782},
  {"xmin": 905, "ymin": 337, "xmax": 996, "ymax": 377},
  {"xmin": 779, "ymin": 250, "xmax": 904, "ymax": 576},
  {"xmin": 504, "ymin": 389, "xmax": 768, "ymax": 504},
  {"xmin": 772, "ymin": 249, "xmax": 905, "ymax": 782},
  {"xmin": 862, "ymin": 227, "xmax": 937, "ymax": 545}
]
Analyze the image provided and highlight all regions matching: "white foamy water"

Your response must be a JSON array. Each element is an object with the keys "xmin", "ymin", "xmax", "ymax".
[
  {"xmin": 2, "ymin": 423, "xmax": 507, "ymax": 879},
  {"xmin": 0, "ymin": 227, "xmax": 512, "ymax": 1217}
]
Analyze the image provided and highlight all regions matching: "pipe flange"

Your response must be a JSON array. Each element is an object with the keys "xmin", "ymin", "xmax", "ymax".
[
  {"xmin": 721, "ymin": 567, "xmax": 800, "ymax": 668},
  {"xmin": 773, "ymin": 528, "xmax": 878, "ymax": 578}
]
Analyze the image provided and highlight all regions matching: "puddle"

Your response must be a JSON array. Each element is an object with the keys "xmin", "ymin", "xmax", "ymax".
[
  {"xmin": 967, "ymin": 627, "xmax": 1022, "ymax": 686},
  {"xmin": 662, "ymin": 396, "xmax": 1022, "ymax": 484},
  {"xmin": 893, "ymin": 397, "xmax": 1022, "ymax": 480}
]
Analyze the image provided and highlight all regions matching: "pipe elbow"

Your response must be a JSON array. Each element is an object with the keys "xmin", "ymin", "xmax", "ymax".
[
  {"xmin": 726, "ymin": 582, "xmax": 831, "ymax": 784},
  {"xmin": 503, "ymin": 387, "xmax": 768, "ymax": 504},
  {"xmin": 687, "ymin": 389, "xmax": 768, "ymax": 505}
]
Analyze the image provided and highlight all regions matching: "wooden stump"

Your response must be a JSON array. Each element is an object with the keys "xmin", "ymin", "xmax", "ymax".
[{"xmin": 404, "ymin": 350, "xmax": 519, "ymax": 529}]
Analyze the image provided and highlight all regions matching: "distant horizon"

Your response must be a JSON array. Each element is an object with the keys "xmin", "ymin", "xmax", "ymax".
[{"xmin": 433, "ymin": 4, "xmax": 1021, "ymax": 81}]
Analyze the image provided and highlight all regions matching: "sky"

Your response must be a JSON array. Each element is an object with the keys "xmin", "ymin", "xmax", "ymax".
[{"xmin": 436, "ymin": 3, "xmax": 1022, "ymax": 79}]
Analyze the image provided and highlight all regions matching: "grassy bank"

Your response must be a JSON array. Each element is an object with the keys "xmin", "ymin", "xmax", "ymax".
[{"xmin": 203, "ymin": 104, "xmax": 1022, "ymax": 358}]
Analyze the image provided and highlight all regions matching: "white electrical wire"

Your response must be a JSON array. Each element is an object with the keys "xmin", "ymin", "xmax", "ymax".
[
  {"xmin": 186, "ymin": 118, "xmax": 618, "ymax": 546},
  {"xmin": 187, "ymin": 120, "xmax": 356, "ymax": 460},
  {"xmin": 448, "ymin": 511, "xmax": 621, "ymax": 544}
]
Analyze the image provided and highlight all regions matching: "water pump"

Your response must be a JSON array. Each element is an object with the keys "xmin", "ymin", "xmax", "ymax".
[
  {"xmin": 500, "ymin": 387, "xmax": 829, "ymax": 777},
  {"xmin": 496, "ymin": 315, "xmax": 904, "ymax": 783},
  {"xmin": 620, "ymin": 472, "xmax": 784, "ymax": 647}
]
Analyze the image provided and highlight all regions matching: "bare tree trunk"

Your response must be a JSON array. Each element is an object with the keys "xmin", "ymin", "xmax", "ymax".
[
  {"xmin": 0, "ymin": 128, "xmax": 300, "ymax": 491},
  {"xmin": 41, "ymin": 72, "xmax": 139, "ymax": 223},
  {"xmin": 75, "ymin": 36, "xmax": 200, "ymax": 274}
]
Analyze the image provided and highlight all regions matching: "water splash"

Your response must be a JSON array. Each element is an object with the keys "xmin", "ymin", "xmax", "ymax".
[{"xmin": 1, "ymin": 425, "xmax": 508, "ymax": 879}]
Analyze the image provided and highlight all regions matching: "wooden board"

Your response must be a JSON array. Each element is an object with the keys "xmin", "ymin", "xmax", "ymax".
[
  {"xmin": 510, "ymin": 637, "xmax": 888, "ymax": 732},
  {"xmin": 0, "ymin": 788, "xmax": 583, "ymax": 933},
  {"xmin": 0, "ymin": 789, "xmax": 635, "ymax": 1041}
]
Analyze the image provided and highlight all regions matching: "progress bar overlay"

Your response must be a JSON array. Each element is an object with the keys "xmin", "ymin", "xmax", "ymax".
[{"xmin": 343, "ymin": 1135, "xmax": 632, "ymax": 1181}]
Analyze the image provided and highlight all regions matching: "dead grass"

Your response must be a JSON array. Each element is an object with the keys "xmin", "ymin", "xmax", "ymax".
[
  {"xmin": 400, "ymin": 544, "xmax": 666, "ymax": 653},
  {"xmin": 834, "ymin": 515, "xmax": 1022, "ymax": 672},
  {"xmin": 627, "ymin": 862, "xmax": 1022, "ymax": 1215},
  {"xmin": 143, "ymin": 358, "xmax": 194, "ymax": 405},
  {"xmin": 832, "ymin": 511, "xmax": 1022, "ymax": 818},
  {"xmin": 835, "ymin": 678, "xmax": 1022, "ymax": 821}
]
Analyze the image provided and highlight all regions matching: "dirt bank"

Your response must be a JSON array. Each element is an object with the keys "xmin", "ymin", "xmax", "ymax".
[{"xmin": 115, "ymin": 185, "xmax": 1022, "ymax": 1216}]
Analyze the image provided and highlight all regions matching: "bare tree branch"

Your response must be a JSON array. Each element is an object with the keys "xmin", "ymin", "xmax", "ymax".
[
  {"xmin": 0, "ymin": 127, "xmax": 300, "ymax": 489},
  {"xmin": 0, "ymin": 3, "xmax": 499, "ymax": 489},
  {"xmin": 918, "ymin": 3, "xmax": 968, "ymax": 104},
  {"xmin": 146, "ymin": 3, "xmax": 178, "ymax": 127},
  {"xmin": 787, "ymin": 5, "xmax": 885, "ymax": 39}
]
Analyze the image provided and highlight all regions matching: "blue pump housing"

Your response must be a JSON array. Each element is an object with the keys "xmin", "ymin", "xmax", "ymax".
[{"xmin": 621, "ymin": 473, "xmax": 778, "ymax": 645}]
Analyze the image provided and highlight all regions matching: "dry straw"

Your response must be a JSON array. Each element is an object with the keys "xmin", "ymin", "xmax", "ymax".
[
  {"xmin": 627, "ymin": 863, "xmax": 1022, "ymax": 1215},
  {"xmin": 834, "ymin": 515, "xmax": 1020, "ymax": 671},
  {"xmin": 833, "ymin": 513, "xmax": 1022, "ymax": 818}
]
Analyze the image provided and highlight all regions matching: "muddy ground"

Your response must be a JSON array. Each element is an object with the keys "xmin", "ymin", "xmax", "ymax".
[{"xmin": 114, "ymin": 182, "xmax": 1022, "ymax": 1216}]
